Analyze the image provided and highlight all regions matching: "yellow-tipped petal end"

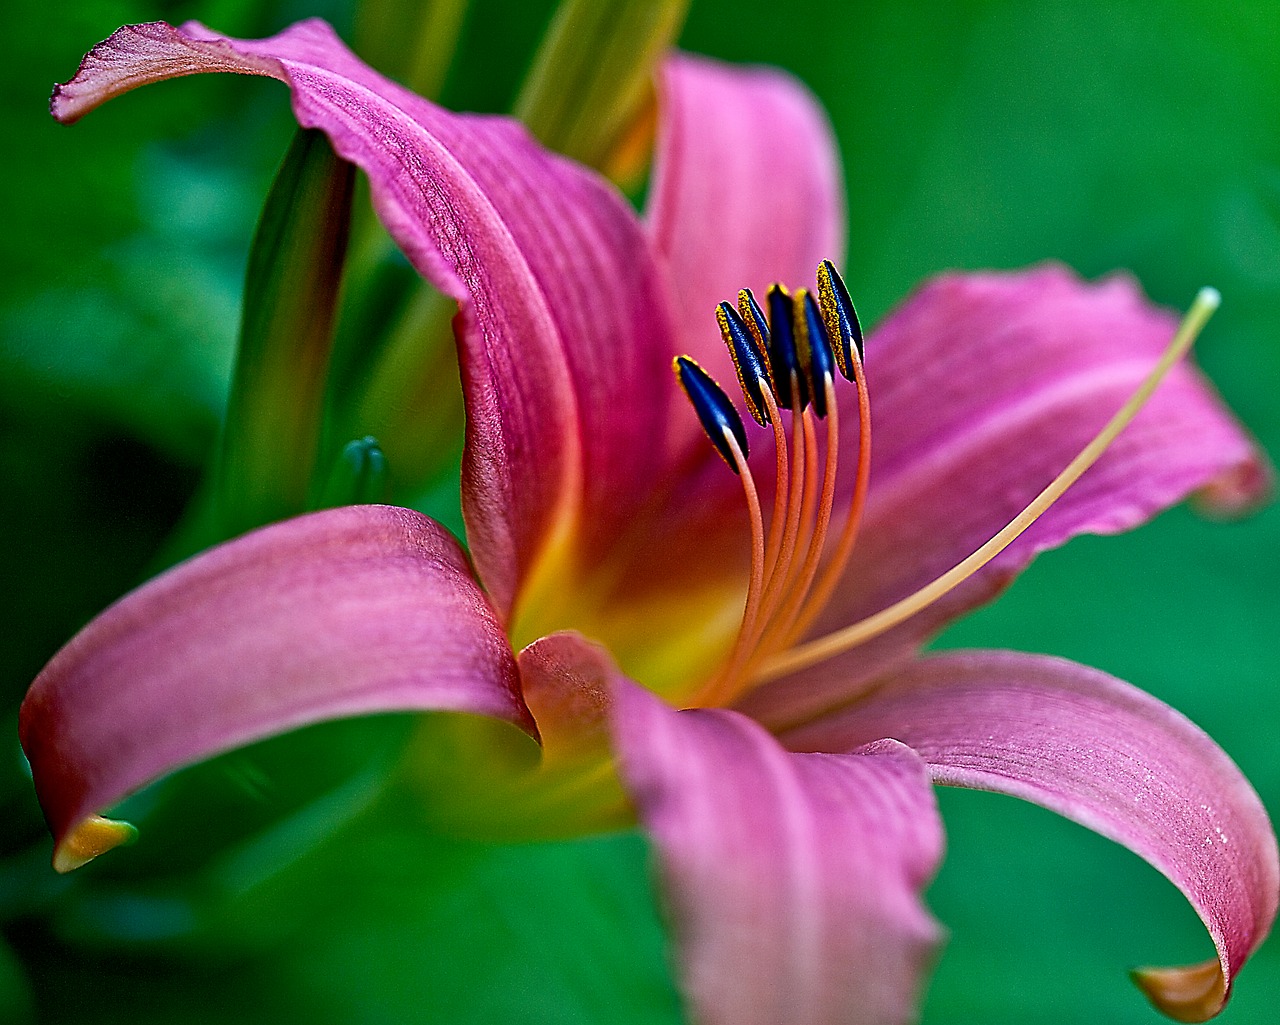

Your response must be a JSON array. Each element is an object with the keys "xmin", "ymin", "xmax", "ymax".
[
  {"xmin": 53, "ymin": 814, "xmax": 138, "ymax": 873},
  {"xmin": 1131, "ymin": 958, "xmax": 1227, "ymax": 1023}
]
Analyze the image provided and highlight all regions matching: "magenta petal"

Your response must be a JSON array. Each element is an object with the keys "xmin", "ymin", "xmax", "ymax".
[
  {"xmin": 744, "ymin": 265, "xmax": 1269, "ymax": 728},
  {"xmin": 647, "ymin": 53, "xmax": 844, "ymax": 450},
  {"xmin": 53, "ymin": 20, "xmax": 677, "ymax": 616},
  {"xmin": 612, "ymin": 677, "xmax": 943, "ymax": 1025},
  {"xmin": 20, "ymin": 506, "xmax": 530, "ymax": 865},
  {"xmin": 784, "ymin": 650, "xmax": 1279, "ymax": 1021}
]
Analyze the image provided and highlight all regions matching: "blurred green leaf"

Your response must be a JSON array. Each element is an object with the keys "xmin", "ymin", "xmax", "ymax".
[
  {"xmin": 356, "ymin": 0, "xmax": 471, "ymax": 99},
  {"xmin": 217, "ymin": 128, "xmax": 354, "ymax": 538},
  {"xmin": 516, "ymin": 0, "xmax": 688, "ymax": 180}
]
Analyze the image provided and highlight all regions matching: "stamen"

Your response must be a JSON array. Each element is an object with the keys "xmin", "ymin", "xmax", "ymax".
[
  {"xmin": 696, "ymin": 386, "xmax": 803, "ymax": 708},
  {"xmin": 739, "ymin": 288, "xmax": 770, "ymax": 352},
  {"xmin": 722, "ymin": 429, "xmax": 768, "ymax": 662},
  {"xmin": 793, "ymin": 290, "xmax": 836, "ymax": 417},
  {"xmin": 684, "ymin": 262, "xmax": 864, "ymax": 708},
  {"xmin": 817, "ymin": 259, "xmax": 864, "ymax": 377},
  {"xmin": 758, "ymin": 384, "xmax": 791, "ymax": 588},
  {"xmin": 794, "ymin": 410, "xmax": 823, "ymax": 583},
  {"xmin": 762, "ymin": 385, "xmax": 808, "ymax": 601},
  {"xmin": 712, "ymin": 297, "xmax": 790, "ymax": 584},
  {"xmin": 674, "ymin": 356, "xmax": 750, "ymax": 471},
  {"xmin": 753, "ymin": 286, "xmax": 1222, "ymax": 685},
  {"xmin": 758, "ymin": 375, "xmax": 841, "ymax": 652},
  {"xmin": 699, "ymin": 426, "xmax": 770, "ymax": 706},
  {"xmin": 784, "ymin": 340, "xmax": 872, "ymax": 645},
  {"xmin": 766, "ymin": 285, "xmax": 809, "ymax": 411},
  {"xmin": 718, "ymin": 302, "xmax": 773, "ymax": 427}
]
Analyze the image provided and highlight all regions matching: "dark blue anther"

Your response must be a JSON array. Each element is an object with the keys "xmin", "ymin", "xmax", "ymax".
[
  {"xmin": 675, "ymin": 356, "xmax": 750, "ymax": 472},
  {"xmin": 798, "ymin": 290, "xmax": 836, "ymax": 418},
  {"xmin": 717, "ymin": 302, "xmax": 773, "ymax": 427},
  {"xmin": 738, "ymin": 288, "xmax": 770, "ymax": 352},
  {"xmin": 766, "ymin": 285, "xmax": 809, "ymax": 411},
  {"xmin": 816, "ymin": 259, "xmax": 864, "ymax": 380}
]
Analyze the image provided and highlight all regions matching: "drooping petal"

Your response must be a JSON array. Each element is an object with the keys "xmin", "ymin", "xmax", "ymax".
[
  {"xmin": 611, "ymin": 664, "xmax": 943, "ymax": 1025},
  {"xmin": 647, "ymin": 52, "xmax": 844, "ymax": 449},
  {"xmin": 20, "ymin": 505, "xmax": 531, "ymax": 870},
  {"xmin": 52, "ymin": 20, "xmax": 677, "ymax": 617},
  {"xmin": 743, "ymin": 265, "xmax": 1269, "ymax": 727},
  {"xmin": 783, "ymin": 650, "xmax": 1279, "ymax": 1022}
]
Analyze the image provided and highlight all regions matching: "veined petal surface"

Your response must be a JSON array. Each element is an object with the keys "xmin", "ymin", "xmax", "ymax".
[
  {"xmin": 20, "ymin": 506, "xmax": 530, "ymax": 864},
  {"xmin": 744, "ymin": 265, "xmax": 1269, "ymax": 728},
  {"xmin": 783, "ymin": 650, "xmax": 1279, "ymax": 1021},
  {"xmin": 612, "ymin": 673, "xmax": 943, "ymax": 1025},
  {"xmin": 52, "ymin": 20, "xmax": 676, "ymax": 617}
]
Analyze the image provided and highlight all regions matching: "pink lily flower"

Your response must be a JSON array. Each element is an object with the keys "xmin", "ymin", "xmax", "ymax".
[{"xmin": 23, "ymin": 19, "xmax": 1277, "ymax": 1025}]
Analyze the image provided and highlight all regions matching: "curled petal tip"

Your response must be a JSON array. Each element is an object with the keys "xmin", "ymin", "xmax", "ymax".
[
  {"xmin": 1131, "ymin": 959, "xmax": 1227, "ymax": 1023},
  {"xmin": 53, "ymin": 814, "xmax": 138, "ymax": 873}
]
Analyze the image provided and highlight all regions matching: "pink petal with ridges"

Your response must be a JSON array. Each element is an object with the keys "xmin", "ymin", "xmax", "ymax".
[
  {"xmin": 612, "ymin": 670, "xmax": 943, "ymax": 1025},
  {"xmin": 20, "ymin": 506, "xmax": 530, "ymax": 863},
  {"xmin": 648, "ymin": 52, "xmax": 844, "ymax": 456},
  {"xmin": 783, "ymin": 650, "xmax": 1279, "ymax": 1021},
  {"xmin": 53, "ymin": 20, "xmax": 676, "ymax": 617},
  {"xmin": 647, "ymin": 53, "xmax": 844, "ymax": 376}
]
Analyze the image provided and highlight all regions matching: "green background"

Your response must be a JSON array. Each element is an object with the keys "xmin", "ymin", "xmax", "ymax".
[{"xmin": 1, "ymin": 1, "xmax": 1277, "ymax": 1022}]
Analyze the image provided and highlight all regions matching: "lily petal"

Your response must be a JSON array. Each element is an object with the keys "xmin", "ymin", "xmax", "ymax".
[
  {"xmin": 744, "ymin": 265, "xmax": 1269, "ymax": 727},
  {"xmin": 52, "ymin": 20, "xmax": 676, "ymax": 616},
  {"xmin": 20, "ymin": 505, "xmax": 531, "ymax": 869},
  {"xmin": 612, "ymin": 668, "xmax": 943, "ymax": 1025},
  {"xmin": 647, "ymin": 52, "xmax": 844, "ymax": 446},
  {"xmin": 783, "ymin": 650, "xmax": 1280, "ymax": 1021}
]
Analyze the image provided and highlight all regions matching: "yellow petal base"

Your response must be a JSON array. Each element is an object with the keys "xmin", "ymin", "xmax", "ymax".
[
  {"xmin": 1131, "ymin": 958, "xmax": 1227, "ymax": 1023},
  {"xmin": 53, "ymin": 814, "xmax": 138, "ymax": 873}
]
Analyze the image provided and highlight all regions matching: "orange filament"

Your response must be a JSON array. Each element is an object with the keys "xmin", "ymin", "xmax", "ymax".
[
  {"xmin": 756, "ymin": 376, "xmax": 840, "ymax": 653},
  {"xmin": 761, "ymin": 386, "xmax": 807, "ymax": 604},
  {"xmin": 785, "ymin": 349, "xmax": 872, "ymax": 645},
  {"xmin": 723, "ymin": 429, "xmax": 767, "ymax": 655},
  {"xmin": 696, "ymin": 363, "xmax": 865, "ymax": 707},
  {"xmin": 759, "ymin": 386, "xmax": 790, "ymax": 586},
  {"xmin": 704, "ymin": 391, "xmax": 804, "ymax": 704}
]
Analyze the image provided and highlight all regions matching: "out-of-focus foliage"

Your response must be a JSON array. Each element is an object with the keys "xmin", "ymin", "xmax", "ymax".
[{"xmin": 1, "ymin": 1, "xmax": 1276, "ymax": 1022}]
